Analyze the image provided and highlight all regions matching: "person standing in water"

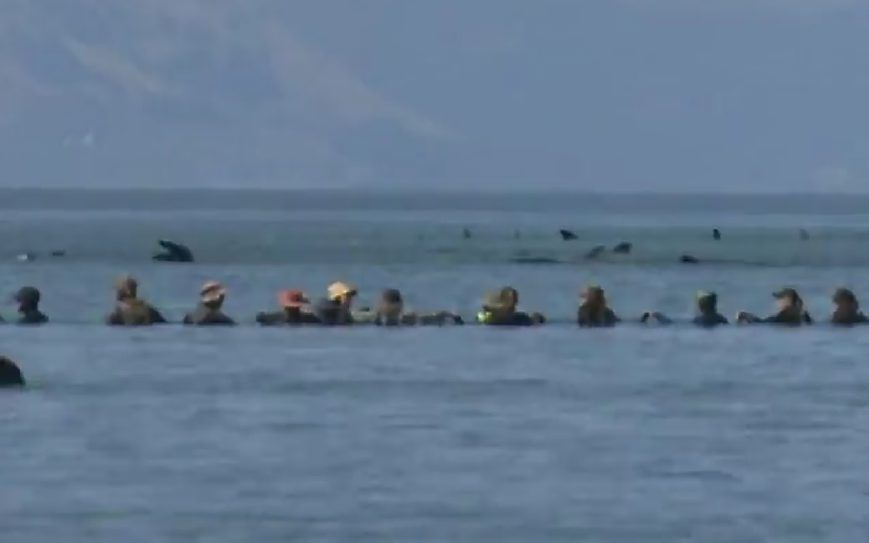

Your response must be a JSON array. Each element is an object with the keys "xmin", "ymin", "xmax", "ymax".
[
  {"xmin": 737, "ymin": 287, "xmax": 812, "ymax": 326},
  {"xmin": 183, "ymin": 281, "xmax": 235, "ymax": 326},
  {"xmin": 374, "ymin": 288, "xmax": 463, "ymax": 326},
  {"xmin": 106, "ymin": 276, "xmax": 167, "ymax": 326},
  {"xmin": 13, "ymin": 286, "xmax": 48, "ymax": 324},
  {"xmin": 477, "ymin": 287, "xmax": 545, "ymax": 326},
  {"xmin": 577, "ymin": 285, "xmax": 619, "ymax": 327},
  {"xmin": 256, "ymin": 290, "xmax": 320, "ymax": 325},
  {"xmin": 692, "ymin": 291, "xmax": 728, "ymax": 327},
  {"xmin": 830, "ymin": 288, "xmax": 868, "ymax": 325},
  {"xmin": 314, "ymin": 281, "xmax": 358, "ymax": 325},
  {"xmin": 637, "ymin": 290, "xmax": 727, "ymax": 327}
]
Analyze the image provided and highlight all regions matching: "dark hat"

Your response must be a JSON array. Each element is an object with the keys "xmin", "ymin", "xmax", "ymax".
[
  {"xmin": 14, "ymin": 286, "xmax": 40, "ymax": 305},
  {"xmin": 773, "ymin": 287, "xmax": 801, "ymax": 303},
  {"xmin": 833, "ymin": 288, "xmax": 857, "ymax": 304}
]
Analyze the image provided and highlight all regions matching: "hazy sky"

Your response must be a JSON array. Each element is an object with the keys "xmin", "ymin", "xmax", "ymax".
[{"xmin": 2, "ymin": 0, "xmax": 869, "ymax": 191}]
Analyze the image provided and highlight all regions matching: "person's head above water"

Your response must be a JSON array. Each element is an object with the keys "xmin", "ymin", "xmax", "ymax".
[
  {"xmin": 14, "ymin": 286, "xmax": 41, "ymax": 310},
  {"xmin": 376, "ymin": 289, "xmax": 405, "ymax": 324},
  {"xmin": 832, "ymin": 287, "xmax": 859, "ymax": 312},
  {"xmin": 482, "ymin": 290, "xmax": 510, "ymax": 313},
  {"xmin": 328, "ymin": 281, "xmax": 357, "ymax": 304},
  {"xmin": 115, "ymin": 275, "xmax": 138, "ymax": 301},
  {"xmin": 200, "ymin": 281, "xmax": 226, "ymax": 308},
  {"xmin": 581, "ymin": 285, "xmax": 607, "ymax": 307},
  {"xmin": 773, "ymin": 287, "xmax": 803, "ymax": 312},
  {"xmin": 499, "ymin": 287, "xmax": 519, "ymax": 311},
  {"xmin": 378, "ymin": 289, "xmax": 404, "ymax": 316},
  {"xmin": 696, "ymin": 290, "xmax": 718, "ymax": 313}
]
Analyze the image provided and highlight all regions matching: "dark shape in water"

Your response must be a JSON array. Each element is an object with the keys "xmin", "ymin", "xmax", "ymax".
[
  {"xmin": 680, "ymin": 254, "xmax": 700, "ymax": 264},
  {"xmin": 612, "ymin": 242, "xmax": 632, "ymax": 254},
  {"xmin": 513, "ymin": 230, "xmax": 521, "ymax": 240},
  {"xmin": 16, "ymin": 253, "xmax": 36, "ymax": 262},
  {"xmin": 152, "ymin": 239, "xmax": 194, "ymax": 263},
  {"xmin": 462, "ymin": 228, "xmax": 472, "ymax": 240},
  {"xmin": 0, "ymin": 356, "xmax": 25, "ymax": 387},
  {"xmin": 50, "ymin": 250, "xmax": 66, "ymax": 257},
  {"xmin": 559, "ymin": 229, "xmax": 578, "ymax": 241},
  {"xmin": 585, "ymin": 245, "xmax": 606, "ymax": 259},
  {"xmin": 799, "ymin": 228, "xmax": 810, "ymax": 241},
  {"xmin": 713, "ymin": 228, "xmax": 721, "ymax": 240},
  {"xmin": 511, "ymin": 256, "xmax": 562, "ymax": 265}
]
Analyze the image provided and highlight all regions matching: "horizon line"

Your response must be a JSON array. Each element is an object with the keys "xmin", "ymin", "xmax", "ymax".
[{"xmin": 1, "ymin": 186, "xmax": 868, "ymax": 197}]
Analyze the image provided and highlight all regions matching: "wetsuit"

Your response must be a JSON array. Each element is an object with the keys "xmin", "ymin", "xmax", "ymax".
[
  {"xmin": 831, "ymin": 310, "xmax": 869, "ymax": 325},
  {"xmin": 693, "ymin": 313, "xmax": 728, "ymax": 327},
  {"xmin": 107, "ymin": 299, "xmax": 167, "ymax": 326},
  {"xmin": 183, "ymin": 304, "xmax": 235, "ymax": 326},
  {"xmin": 314, "ymin": 299, "xmax": 353, "ymax": 325},
  {"xmin": 764, "ymin": 310, "xmax": 813, "ymax": 326},
  {"xmin": 18, "ymin": 309, "xmax": 48, "ymax": 325},
  {"xmin": 577, "ymin": 304, "xmax": 619, "ymax": 327},
  {"xmin": 375, "ymin": 312, "xmax": 464, "ymax": 326},
  {"xmin": 478, "ymin": 311, "xmax": 540, "ymax": 326},
  {"xmin": 256, "ymin": 308, "xmax": 321, "ymax": 325}
]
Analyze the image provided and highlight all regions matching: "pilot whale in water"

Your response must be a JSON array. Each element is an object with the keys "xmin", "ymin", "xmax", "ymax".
[
  {"xmin": 152, "ymin": 239, "xmax": 194, "ymax": 263},
  {"xmin": 0, "ymin": 356, "xmax": 25, "ymax": 387}
]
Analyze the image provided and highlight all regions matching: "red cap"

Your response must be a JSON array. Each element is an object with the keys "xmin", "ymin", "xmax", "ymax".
[{"xmin": 279, "ymin": 290, "xmax": 309, "ymax": 308}]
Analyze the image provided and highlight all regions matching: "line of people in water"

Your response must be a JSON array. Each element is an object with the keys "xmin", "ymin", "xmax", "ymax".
[
  {"xmin": 2, "ymin": 276, "xmax": 868, "ymax": 329},
  {"xmin": 2, "ymin": 279, "xmax": 868, "ymax": 388}
]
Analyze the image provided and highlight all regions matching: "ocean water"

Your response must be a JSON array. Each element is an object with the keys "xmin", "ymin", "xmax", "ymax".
[{"xmin": 3, "ymin": 189, "xmax": 869, "ymax": 542}]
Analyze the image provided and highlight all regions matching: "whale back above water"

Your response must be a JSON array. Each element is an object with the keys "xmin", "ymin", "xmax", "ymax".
[{"xmin": 153, "ymin": 239, "xmax": 194, "ymax": 263}]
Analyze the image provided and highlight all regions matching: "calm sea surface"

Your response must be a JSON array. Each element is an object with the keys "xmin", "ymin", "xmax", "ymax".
[{"xmin": 2, "ymin": 190, "xmax": 869, "ymax": 542}]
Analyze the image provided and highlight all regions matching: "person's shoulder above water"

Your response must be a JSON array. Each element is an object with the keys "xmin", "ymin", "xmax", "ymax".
[
  {"xmin": 476, "ymin": 288, "xmax": 544, "ymax": 326},
  {"xmin": 577, "ymin": 285, "xmax": 619, "ymax": 327},
  {"xmin": 479, "ymin": 310, "xmax": 545, "ymax": 326},
  {"xmin": 830, "ymin": 288, "xmax": 869, "ymax": 325},
  {"xmin": 315, "ymin": 281, "xmax": 357, "ymax": 325},
  {"xmin": 314, "ymin": 297, "xmax": 349, "ymax": 325},
  {"xmin": 183, "ymin": 306, "xmax": 235, "ymax": 326},
  {"xmin": 577, "ymin": 304, "xmax": 620, "ymax": 327},
  {"xmin": 372, "ymin": 288, "xmax": 464, "ymax": 327},
  {"xmin": 107, "ymin": 275, "xmax": 167, "ymax": 326},
  {"xmin": 107, "ymin": 299, "xmax": 167, "ymax": 326},
  {"xmin": 738, "ymin": 287, "xmax": 811, "ymax": 326},
  {"xmin": 12, "ymin": 286, "xmax": 48, "ymax": 325},
  {"xmin": 413, "ymin": 311, "xmax": 464, "ymax": 326},
  {"xmin": 831, "ymin": 311, "xmax": 869, "ymax": 325},
  {"xmin": 18, "ymin": 309, "xmax": 49, "ymax": 325},
  {"xmin": 257, "ymin": 290, "xmax": 320, "ymax": 325},
  {"xmin": 255, "ymin": 311, "xmax": 281, "ymax": 325},
  {"xmin": 692, "ymin": 313, "xmax": 728, "ymax": 327},
  {"xmin": 510, "ymin": 311, "xmax": 546, "ymax": 326},
  {"xmin": 184, "ymin": 282, "xmax": 235, "ymax": 326},
  {"xmin": 256, "ymin": 310, "xmax": 320, "ymax": 325},
  {"xmin": 763, "ymin": 310, "xmax": 812, "ymax": 325}
]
